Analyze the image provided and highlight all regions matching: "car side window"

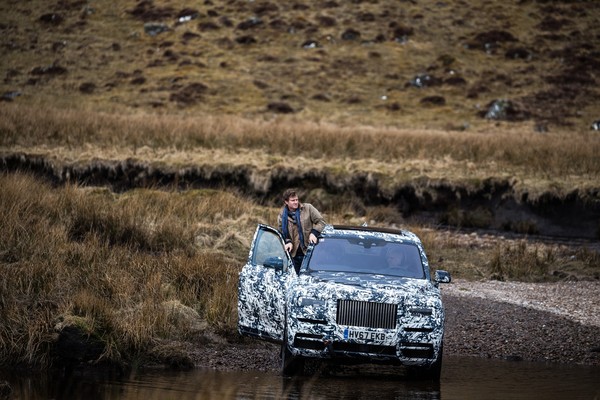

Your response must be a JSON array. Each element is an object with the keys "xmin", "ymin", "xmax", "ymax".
[{"xmin": 252, "ymin": 229, "xmax": 286, "ymax": 266}]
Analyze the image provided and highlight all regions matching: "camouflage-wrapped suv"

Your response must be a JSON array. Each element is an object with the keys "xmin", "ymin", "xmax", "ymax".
[{"xmin": 238, "ymin": 224, "xmax": 451, "ymax": 378}]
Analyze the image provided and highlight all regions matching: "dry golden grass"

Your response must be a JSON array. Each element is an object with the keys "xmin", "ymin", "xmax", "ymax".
[
  {"xmin": 1, "ymin": 173, "xmax": 597, "ymax": 368},
  {"xmin": 0, "ymin": 173, "xmax": 256, "ymax": 367},
  {"xmin": 2, "ymin": 103, "xmax": 599, "ymax": 188}
]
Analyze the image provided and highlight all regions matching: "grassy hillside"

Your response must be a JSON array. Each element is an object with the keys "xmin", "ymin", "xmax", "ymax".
[{"xmin": 1, "ymin": 0, "xmax": 599, "ymax": 131}]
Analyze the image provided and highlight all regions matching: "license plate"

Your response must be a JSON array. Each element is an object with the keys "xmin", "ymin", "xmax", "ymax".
[{"xmin": 343, "ymin": 327, "xmax": 386, "ymax": 342}]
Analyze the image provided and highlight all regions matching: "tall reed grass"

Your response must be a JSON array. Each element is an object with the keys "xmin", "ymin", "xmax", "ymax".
[
  {"xmin": 1, "ymin": 103, "xmax": 599, "ymax": 178},
  {"xmin": 0, "ymin": 173, "xmax": 256, "ymax": 367}
]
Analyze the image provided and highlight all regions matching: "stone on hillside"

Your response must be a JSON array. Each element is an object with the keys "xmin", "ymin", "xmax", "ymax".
[
  {"xmin": 481, "ymin": 99, "xmax": 530, "ymax": 121},
  {"xmin": 409, "ymin": 74, "xmax": 442, "ymax": 88},
  {"xmin": 1, "ymin": 91, "xmax": 21, "ymax": 102},
  {"xmin": 391, "ymin": 24, "xmax": 414, "ymax": 43},
  {"xmin": 144, "ymin": 22, "xmax": 169, "ymax": 36},
  {"xmin": 176, "ymin": 8, "xmax": 199, "ymax": 24},
  {"xmin": 302, "ymin": 40, "xmax": 319, "ymax": 48}
]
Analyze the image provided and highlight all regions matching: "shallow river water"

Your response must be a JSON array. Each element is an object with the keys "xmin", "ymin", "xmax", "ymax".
[{"xmin": 2, "ymin": 356, "xmax": 599, "ymax": 400}]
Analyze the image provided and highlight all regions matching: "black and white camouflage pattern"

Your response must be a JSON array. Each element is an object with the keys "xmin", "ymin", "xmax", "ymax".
[{"xmin": 238, "ymin": 224, "xmax": 451, "ymax": 370}]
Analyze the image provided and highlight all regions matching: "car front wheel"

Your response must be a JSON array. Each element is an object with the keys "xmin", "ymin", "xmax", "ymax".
[{"xmin": 281, "ymin": 326, "xmax": 304, "ymax": 376}]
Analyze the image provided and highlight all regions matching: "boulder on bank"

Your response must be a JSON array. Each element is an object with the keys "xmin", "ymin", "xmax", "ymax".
[
  {"xmin": 52, "ymin": 315, "xmax": 105, "ymax": 365},
  {"xmin": 0, "ymin": 381, "xmax": 12, "ymax": 399}
]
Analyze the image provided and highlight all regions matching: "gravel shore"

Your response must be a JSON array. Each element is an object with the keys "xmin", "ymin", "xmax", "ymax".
[
  {"xmin": 442, "ymin": 279, "xmax": 600, "ymax": 366},
  {"xmin": 189, "ymin": 280, "xmax": 600, "ymax": 371}
]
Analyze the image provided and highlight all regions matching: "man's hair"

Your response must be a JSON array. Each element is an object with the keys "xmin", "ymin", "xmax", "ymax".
[{"xmin": 282, "ymin": 188, "xmax": 298, "ymax": 202}]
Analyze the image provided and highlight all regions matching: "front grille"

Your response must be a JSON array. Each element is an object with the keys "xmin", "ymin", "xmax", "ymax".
[{"xmin": 336, "ymin": 300, "xmax": 398, "ymax": 329}]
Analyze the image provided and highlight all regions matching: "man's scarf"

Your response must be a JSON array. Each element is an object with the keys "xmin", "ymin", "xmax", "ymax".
[{"xmin": 282, "ymin": 206, "xmax": 305, "ymax": 249}]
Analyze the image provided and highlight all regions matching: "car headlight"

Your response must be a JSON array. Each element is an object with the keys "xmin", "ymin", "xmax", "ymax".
[{"xmin": 409, "ymin": 307, "xmax": 433, "ymax": 316}]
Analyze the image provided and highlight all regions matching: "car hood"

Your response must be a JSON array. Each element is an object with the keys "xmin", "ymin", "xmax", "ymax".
[{"xmin": 294, "ymin": 270, "xmax": 439, "ymax": 303}]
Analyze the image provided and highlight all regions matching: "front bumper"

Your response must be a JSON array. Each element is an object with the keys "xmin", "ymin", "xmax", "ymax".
[{"xmin": 287, "ymin": 322, "xmax": 442, "ymax": 366}]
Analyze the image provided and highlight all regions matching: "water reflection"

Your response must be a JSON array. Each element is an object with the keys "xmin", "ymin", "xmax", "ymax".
[{"xmin": 1, "ymin": 356, "xmax": 599, "ymax": 400}]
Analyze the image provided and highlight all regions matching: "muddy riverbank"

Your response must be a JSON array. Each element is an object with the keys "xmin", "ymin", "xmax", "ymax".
[
  {"xmin": 183, "ymin": 280, "xmax": 600, "ymax": 372},
  {"xmin": 2, "ymin": 152, "xmax": 599, "ymax": 240}
]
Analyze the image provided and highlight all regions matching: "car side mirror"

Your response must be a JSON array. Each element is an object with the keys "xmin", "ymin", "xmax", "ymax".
[
  {"xmin": 434, "ymin": 270, "xmax": 452, "ymax": 283},
  {"xmin": 264, "ymin": 256, "xmax": 284, "ymax": 271}
]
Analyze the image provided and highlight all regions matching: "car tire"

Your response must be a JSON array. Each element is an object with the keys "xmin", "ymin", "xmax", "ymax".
[
  {"xmin": 281, "ymin": 325, "xmax": 304, "ymax": 376},
  {"xmin": 427, "ymin": 344, "xmax": 443, "ymax": 380}
]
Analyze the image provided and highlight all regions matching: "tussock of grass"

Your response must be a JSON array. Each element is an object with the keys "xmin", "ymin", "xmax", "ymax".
[
  {"xmin": 0, "ymin": 172, "xmax": 597, "ymax": 368},
  {"xmin": 489, "ymin": 242, "xmax": 555, "ymax": 281}
]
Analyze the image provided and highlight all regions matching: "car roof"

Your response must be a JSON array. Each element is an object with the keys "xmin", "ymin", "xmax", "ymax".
[{"xmin": 321, "ymin": 224, "xmax": 421, "ymax": 244}]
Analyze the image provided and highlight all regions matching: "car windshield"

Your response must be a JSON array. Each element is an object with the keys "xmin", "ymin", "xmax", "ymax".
[{"xmin": 306, "ymin": 236, "xmax": 425, "ymax": 279}]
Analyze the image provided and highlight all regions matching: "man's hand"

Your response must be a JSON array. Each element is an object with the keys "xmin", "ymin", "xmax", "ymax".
[
  {"xmin": 309, "ymin": 233, "xmax": 318, "ymax": 244},
  {"xmin": 285, "ymin": 242, "xmax": 293, "ymax": 252}
]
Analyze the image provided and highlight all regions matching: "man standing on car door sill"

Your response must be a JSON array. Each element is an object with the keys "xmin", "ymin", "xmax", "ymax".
[{"xmin": 278, "ymin": 188, "xmax": 326, "ymax": 273}]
